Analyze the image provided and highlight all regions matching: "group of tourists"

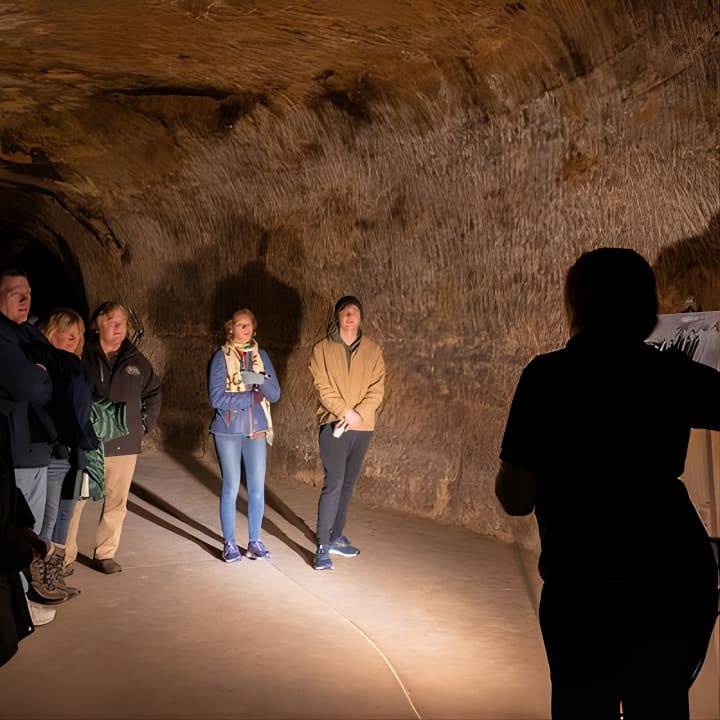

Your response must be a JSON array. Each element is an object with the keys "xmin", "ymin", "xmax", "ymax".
[
  {"xmin": 0, "ymin": 263, "xmax": 161, "ymax": 653},
  {"xmin": 0, "ymin": 263, "xmax": 384, "ymax": 667}
]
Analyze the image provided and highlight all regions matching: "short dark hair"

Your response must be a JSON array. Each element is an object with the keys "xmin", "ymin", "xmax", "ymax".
[
  {"xmin": 565, "ymin": 248, "xmax": 658, "ymax": 340},
  {"xmin": 0, "ymin": 264, "xmax": 28, "ymax": 282},
  {"xmin": 89, "ymin": 301, "xmax": 128, "ymax": 330},
  {"xmin": 334, "ymin": 295, "xmax": 363, "ymax": 321}
]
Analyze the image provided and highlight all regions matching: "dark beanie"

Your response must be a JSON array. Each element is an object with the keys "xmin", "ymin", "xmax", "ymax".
[{"xmin": 334, "ymin": 295, "xmax": 363, "ymax": 320}]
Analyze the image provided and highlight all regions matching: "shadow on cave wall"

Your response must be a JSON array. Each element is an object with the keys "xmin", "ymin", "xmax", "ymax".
[
  {"xmin": 653, "ymin": 212, "xmax": 720, "ymax": 313},
  {"xmin": 210, "ymin": 258, "xmax": 302, "ymax": 383},
  {"xmin": 145, "ymin": 238, "xmax": 312, "ymax": 557},
  {"xmin": 150, "ymin": 248, "xmax": 302, "ymax": 450}
]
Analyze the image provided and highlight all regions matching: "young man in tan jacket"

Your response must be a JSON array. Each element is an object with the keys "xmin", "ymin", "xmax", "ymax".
[{"xmin": 309, "ymin": 296, "xmax": 385, "ymax": 571}]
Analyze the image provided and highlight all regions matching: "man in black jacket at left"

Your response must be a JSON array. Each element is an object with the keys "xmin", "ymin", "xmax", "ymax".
[
  {"xmin": 0, "ymin": 264, "xmax": 58, "ymax": 625},
  {"xmin": 0, "ymin": 265, "xmax": 56, "ymax": 533}
]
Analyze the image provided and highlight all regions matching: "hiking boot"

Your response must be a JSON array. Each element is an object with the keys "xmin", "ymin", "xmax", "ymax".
[
  {"xmin": 314, "ymin": 545, "xmax": 334, "ymax": 571},
  {"xmin": 222, "ymin": 540, "xmax": 241, "ymax": 563},
  {"xmin": 27, "ymin": 599, "xmax": 56, "ymax": 626},
  {"xmin": 93, "ymin": 557, "xmax": 122, "ymax": 574},
  {"xmin": 25, "ymin": 551, "xmax": 70, "ymax": 603},
  {"xmin": 26, "ymin": 584, "xmax": 69, "ymax": 605},
  {"xmin": 46, "ymin": 549, "xmax": 81, "ymax": 598},
  {"xmin": 246, "ymin": 540, "xmax": 271, "ymax": 559}
]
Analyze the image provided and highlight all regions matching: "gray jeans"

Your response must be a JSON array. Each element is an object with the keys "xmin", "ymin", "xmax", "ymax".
[
  {"xmin": 15, "ymin": 465, "xmax": 48, "ymax": 593},
  {"xmin": 316, "ymin": 424, "xmax": 372, "ymax": 546}
]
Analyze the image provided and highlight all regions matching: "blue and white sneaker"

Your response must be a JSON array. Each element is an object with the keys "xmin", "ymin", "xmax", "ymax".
[
  {"xmin": 314, "ymin": 545, "xmax": 334, "ymax": 571},
  {"xmin": 246, "ymin": 540, "xmax": 271, "ymax": 559},
  {"xmin": 222, "ymin": 540, "xmax": 241, "ymax": 563},
  {"xmin": 329, "ymin": 535, "xmax": 360, "ymax": 557}
]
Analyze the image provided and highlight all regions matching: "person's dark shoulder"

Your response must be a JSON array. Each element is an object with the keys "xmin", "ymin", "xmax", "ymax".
[
  {"xmin": 0, "ymin": 312, "xmax": 19, "ymax": 342},
  {"xmin": 637, "ymin": 342, "xmax": 700, "ymax": 379},
  {"xmin": 81, "ymin": 332, "xmax": 102, "ymax": 359},
  {"xmin": 118, "ymin": 339, "xmax": 147, "ymax": 365},
  {"xmin": 522, "ymin": 347, "xmax": 568, "ymax": 378},
  {"xmin": 21, "ymin": 322, "xmax": 48, "ymax": 342},
  {"xmin": 0, "ymin": 316, "xmax": 23, "ymax": 351},
  {"xmin": 57, "ymin": 347, "xmax": 83, "ymax": 371},
  {"xmin": 130, "ymin": 347, "xmax": 158, "ymax": 378}
]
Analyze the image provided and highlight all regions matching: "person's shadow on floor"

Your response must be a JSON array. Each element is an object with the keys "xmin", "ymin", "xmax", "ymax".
[{"xmin": 132, "ymin": 450, "xmax": 317, "ymax": 566}]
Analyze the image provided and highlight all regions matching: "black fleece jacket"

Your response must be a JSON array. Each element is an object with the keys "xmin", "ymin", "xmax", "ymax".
[{"xmin": 82, "ymin": 334, "xmax": 161, "ymax": 456}]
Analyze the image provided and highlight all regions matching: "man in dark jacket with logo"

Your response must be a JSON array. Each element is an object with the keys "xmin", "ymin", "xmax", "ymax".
[{"xmin": 65, "ymin": 302, "xmax": 161, "ymax": 574}]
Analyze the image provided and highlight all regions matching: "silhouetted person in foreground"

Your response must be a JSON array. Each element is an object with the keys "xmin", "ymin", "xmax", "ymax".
[{"xmin": 496, "ymin": 248, "xmax": 720, "ymax": 719}]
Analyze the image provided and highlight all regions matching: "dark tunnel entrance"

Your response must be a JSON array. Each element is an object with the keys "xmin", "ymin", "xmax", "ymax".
[
  {"xmin": 0, "ymin": 181, "xmax": 90, "ymax": 325},
  {"xmin": 1, "ymin": 236, "xmax": 88, "ymax": 324}
]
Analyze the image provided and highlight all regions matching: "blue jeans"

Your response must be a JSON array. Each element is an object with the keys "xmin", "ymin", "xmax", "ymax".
[
  {"xmin": 40, "ymin": 457, "xmax": 71, "ymax": 543},
  {"xmin": 54, "ymin": 499, "xmax": 77, "ymax": 546},
  {"xmin": 214, "ymin": 433, "xmax": 267, "ymax": 543}
]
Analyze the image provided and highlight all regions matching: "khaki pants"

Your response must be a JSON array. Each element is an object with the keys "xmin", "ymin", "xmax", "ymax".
[{"xmin": 65, "ymin": 454, "xmax": 138, "ymax": 564}]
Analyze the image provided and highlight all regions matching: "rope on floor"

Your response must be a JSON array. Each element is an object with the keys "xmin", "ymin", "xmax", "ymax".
[
  {"xmin": 332, "ymin": 610, "xmax": 423, "ymax": 720},
  {"xmin": 270, "ymin": 562, "xmax": 423, "ymax": 720}
]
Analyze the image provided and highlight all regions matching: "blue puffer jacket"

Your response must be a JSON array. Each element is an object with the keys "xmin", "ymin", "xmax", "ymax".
[{"xmin": 208, "ymin": 348, "xmax": 281, "ymax": 436}]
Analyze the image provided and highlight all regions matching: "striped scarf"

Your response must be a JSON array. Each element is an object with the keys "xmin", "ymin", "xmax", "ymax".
[{"xmin": 221, "ymin": 339, "xmax": 273, "ymax": 445}]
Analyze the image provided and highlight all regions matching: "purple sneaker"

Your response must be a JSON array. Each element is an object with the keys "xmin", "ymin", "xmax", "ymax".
[
  {"xmin": 223, "ymin": 540, "xmax": 241, "ymax": 563},
  {"xmin": 246, "ymin": 540, "xmax": 271, "ymax": 559}
]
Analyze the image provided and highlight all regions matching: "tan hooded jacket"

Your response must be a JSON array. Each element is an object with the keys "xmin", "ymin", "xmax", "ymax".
[{"xmin": 309, "ymin": 335, "xmax": 385, "ymax": 430}]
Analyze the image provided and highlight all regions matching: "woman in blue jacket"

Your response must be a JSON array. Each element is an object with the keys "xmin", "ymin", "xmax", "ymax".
[{"xmin": 208, "ymin": 309, "xmax": 281, "ymax": 562}]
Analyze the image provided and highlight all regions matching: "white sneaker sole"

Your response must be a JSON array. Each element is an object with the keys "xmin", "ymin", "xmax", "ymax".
[{"xmin": 328, "ymin": 546, "xmax": 360, "ymax": 557}]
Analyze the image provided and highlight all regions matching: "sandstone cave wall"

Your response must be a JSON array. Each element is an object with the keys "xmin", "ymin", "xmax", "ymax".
[{"xmin": 0, "ymin": 0, "xmax": 717, "ymax": 550}]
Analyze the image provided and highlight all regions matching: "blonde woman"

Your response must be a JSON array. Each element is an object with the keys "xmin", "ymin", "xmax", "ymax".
[
  {"xmin": 208, "ymin": 309, "xmax": 281, "ymax": 562},
  {"xmin": 39, "ymin": 309, "xmax": 85, "ymax": 357},
  {"xmin": 32, "ymin": 309, "xmax": 97, "ymax": 600}
]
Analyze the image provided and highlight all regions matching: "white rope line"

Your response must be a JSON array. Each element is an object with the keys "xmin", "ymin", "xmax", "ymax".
[
  {"xmin": 330, "ymin": 607, "xmax": 423, "ymax": 720},
  {"xmin": 270, "ymin": 562, "xmax": 423, "ymax": 720}
]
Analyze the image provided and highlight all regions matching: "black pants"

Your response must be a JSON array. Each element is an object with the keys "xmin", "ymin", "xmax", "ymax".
[
  {"xmin": 316, "ymin": 424, "xmax": 372, "ymax": 546},
  {"xmin": 539, "ymin": 578, "xmax": 718, "ymax": 720}
]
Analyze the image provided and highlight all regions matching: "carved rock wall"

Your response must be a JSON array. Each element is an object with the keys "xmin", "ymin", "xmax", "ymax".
[{"xmin": 0, "ymin": 0, "xmax": 717, "ymax": 549}]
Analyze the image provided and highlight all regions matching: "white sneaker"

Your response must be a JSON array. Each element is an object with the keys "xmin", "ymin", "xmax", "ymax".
[{"xmin": 27, "ymin": 599, "xmax": 56, "ymax": 626}]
